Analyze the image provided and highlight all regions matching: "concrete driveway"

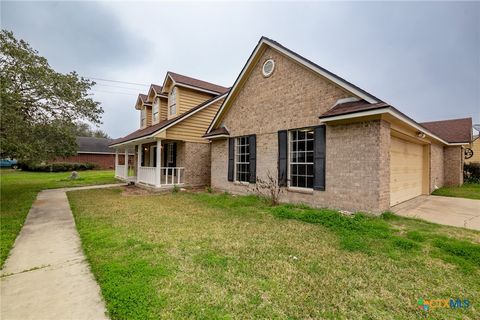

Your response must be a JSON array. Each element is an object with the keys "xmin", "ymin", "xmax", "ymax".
[{"xmin": 392, "ymin": 195, "xmax": 480, "ymax": 230}]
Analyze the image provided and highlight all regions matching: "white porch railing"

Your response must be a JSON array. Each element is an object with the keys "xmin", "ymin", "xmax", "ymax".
[
  {"xmin": 136, "ymin": 166, "xmax": 185, "ymax": 187},
  {"xmin": 115, "ymin": 165, "xmax": 125, "ymax": 178},
  {"xmin": 138, "ymin": 167, "xmax": 156, "ymax": 185},
  {"xmin": 160, "ymin": 167, "xmax": 184, "ymax": 186}
]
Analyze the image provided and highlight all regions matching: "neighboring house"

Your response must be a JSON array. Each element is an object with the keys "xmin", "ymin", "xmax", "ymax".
[
  {"xmin": 110, "ymin": 72, "xmax": 229, "ymax": 188},
  {"xmin": 204, "ymin": 37, "xmax": 472, "ymax": 213},
  {"xmin": 52, "ymin": 136, "xmax": 115, "ymax": 169},
  {"xmin": 466, "ymin": 135, "xmax": 480, "ymax": 163}
]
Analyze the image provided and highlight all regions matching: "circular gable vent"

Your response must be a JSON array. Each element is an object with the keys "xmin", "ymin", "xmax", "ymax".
[{"xmin": 262, "ymin": 59, "xmax": 275, "ymax": 77}]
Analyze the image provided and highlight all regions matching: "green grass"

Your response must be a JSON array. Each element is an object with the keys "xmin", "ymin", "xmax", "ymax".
[
  {"xmin": 0, "ymin": 169, "xmax": 118, "ymax": 267},
  {"xmin": 432, "ymin": 183, "xmax": 480, "ymax": 200},
  {"xmin": 68, "ymin": 189, "xmax": 480, "ymax": 319}
]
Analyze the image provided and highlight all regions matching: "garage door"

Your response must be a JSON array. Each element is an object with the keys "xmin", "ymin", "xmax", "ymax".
[{"xmin": 390, "ymin": 136, "xmax": 425, "ymax": 206}]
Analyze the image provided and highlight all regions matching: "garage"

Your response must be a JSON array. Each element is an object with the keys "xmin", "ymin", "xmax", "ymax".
[{"xmin": 390, "ymin": 136, "xmax": 428, "ymax": 206}]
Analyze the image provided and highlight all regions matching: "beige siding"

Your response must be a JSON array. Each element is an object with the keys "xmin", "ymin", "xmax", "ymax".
[
  {"xmin": 145, "ymin": 106, "xmax": 152, "ymax": 127},
  {"xmin": 159, "ymin": 97, "xmax": 168, "ymax": 122},
  {"xmin": 166, "ymin": 99, "xmax": 224, "ymax": 143},
  {"xmin": 466, "ymin": 138, "xmax": 480, "ymax": 163},
  {"xmin": 177, "ymin": 87, "xmax": 214, "ymax": 115}
]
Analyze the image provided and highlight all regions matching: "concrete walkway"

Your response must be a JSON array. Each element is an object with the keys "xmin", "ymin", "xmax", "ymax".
[
  {"xmin": 392, "ymin": 195, "xmax": 480, "ymax": 230},
  {"xmin": 1, "ymin": 184, "xmax": 124, "ymax": 320}
]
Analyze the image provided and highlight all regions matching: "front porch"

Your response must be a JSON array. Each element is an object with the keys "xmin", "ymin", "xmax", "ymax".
[{"xmin": 114, "ymin": 139, "xmax": 185, "ymax": 189}]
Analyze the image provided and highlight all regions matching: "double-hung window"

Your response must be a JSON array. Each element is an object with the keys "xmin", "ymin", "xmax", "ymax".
[
  {"xmin": 169, "ymin": 87, "xmax": 177, "ymax": 116},
  {"xmin": 152, "ymin": 98, "xmax": 159, "ymax": 123},
  {"xmin": 235, "ymin": 136, "xmax": 250, "ymax": 182},
  {"xmin": 140, "ymin": 107, "xmax": 146, "ymax": 127},
  {"xmin": 289, "ymin": 129, "xmax": 314, "ymax": 189}
]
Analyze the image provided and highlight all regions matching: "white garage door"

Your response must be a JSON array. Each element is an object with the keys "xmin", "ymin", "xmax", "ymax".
[{"xmin": 390, "ymin": 136, "xmax": 425, "ymax": 206}]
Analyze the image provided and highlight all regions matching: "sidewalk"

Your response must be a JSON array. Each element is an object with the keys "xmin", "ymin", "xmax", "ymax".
[{"xmin": 0, "ymin": 184, "xmax": 122, "ymax": 320}]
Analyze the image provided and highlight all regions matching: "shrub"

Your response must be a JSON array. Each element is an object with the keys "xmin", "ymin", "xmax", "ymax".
[
  {"xmin": 463, "ymin": 162, "xmax": 480, "ymax": 183},
  {"xmin": 19, "ymin": 162, "xmax": 96, "ymax": 172}
]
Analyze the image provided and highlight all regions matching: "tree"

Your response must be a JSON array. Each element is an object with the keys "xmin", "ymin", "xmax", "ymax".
[
  {"xmin": 0, "ymin": 30, "xmax": 103, "ymax": 162},
  {"xmin": 74, "ymin": 122, "xmax": 110, "ymax": 139}
]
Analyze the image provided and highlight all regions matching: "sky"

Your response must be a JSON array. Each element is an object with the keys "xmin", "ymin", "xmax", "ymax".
[{"xmin": 2, "ymin": 1, "xmax": 479, "ymax": 138}]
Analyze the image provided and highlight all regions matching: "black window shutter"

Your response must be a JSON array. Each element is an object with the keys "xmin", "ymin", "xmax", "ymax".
[
  {"xmin": 278, "ymin": 130, "xmax": 288, "ymax": 186},
  {"xmin": 248, "ymin": 135, "xmax": 256, "ymax": 183},
  {"xmin": 163, "ymin": 143, "xmax": 168, "ymax": 167},
  {"xmin": 313, "ymin": 126, "xmax": 326, "ymax": 191},
  {"xmin": 172, "ymin": 143, "xmax": 177, "ymax": 167},
  {"xmin": 228, "ymin": 138, "xmax": 234, "ymax": 181}
]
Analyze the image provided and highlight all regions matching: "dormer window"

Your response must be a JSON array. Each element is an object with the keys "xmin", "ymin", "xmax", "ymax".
[
  {"xmin": 140, "ymin": 107, "xmax": 146, "ymax": 127},
  {"xmin": 152, "ymin": 98, "xmax": 159, "ymax": 123},
  {"xmin": 169, "ymin": 87, "xmax": 177, "ymax": 116}
]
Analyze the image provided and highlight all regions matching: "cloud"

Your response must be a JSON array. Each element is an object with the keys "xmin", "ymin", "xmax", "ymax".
[
  {"xmin": 1, "ymin": 1, "xmax": 150, "ymax": 75},
  {"xmin": 2, "ymin": 1, "xmax": 479, "ymax": 138}
]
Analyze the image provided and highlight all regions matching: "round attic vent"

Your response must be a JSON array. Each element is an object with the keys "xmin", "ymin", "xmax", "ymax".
[{"xmin": 262, "ymin": 59, "xmax": 275, "ymax": 77}]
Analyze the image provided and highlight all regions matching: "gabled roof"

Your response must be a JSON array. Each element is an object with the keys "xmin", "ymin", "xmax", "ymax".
[
  {"xmin": 420, "ymin": 118, "xmax": 472, "ymax": 144},
  {"xmin": 202, "ymin": 127, "xmax": 230, "ymax": 139},
  {"xmin": 151, "ymin": 84, "xmax": 162, "ymax": 93},
  {"xmin": 207, "ymin": 36, "xmax": 382, "ymax": 133},
  {"xmin": 76, "ymin": 136, "xmax": 114, "ymax": 154},
  {"xmin": 111, "ymin": 92, "xmax": 228, "ymax": 147},
  {"xmin": 162, "ymin": 71, "xmax": 229, "ymax": 95},
  {"xmin": 320, "ymin": 100, "xmax": 389, "ymax": 118},
  {"xmin": 135, "ymin": 93, "xmax": 151, "ymax": 110}
]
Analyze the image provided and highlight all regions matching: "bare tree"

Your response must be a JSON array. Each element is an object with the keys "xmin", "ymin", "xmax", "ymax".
[{"xmin": 252, "ymin": 171, "xmax": 283, "ymax": 206}]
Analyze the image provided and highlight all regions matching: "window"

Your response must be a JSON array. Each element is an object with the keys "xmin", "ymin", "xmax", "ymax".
[
  {"xmin": 235, "ymin": 136, "xmax": 250, "ymax": 182},
  {"xmin": 289, "ymin": 129, "xmax": 314, "ymax": 189},
  {"xmin": 169, "ymin": 87, "xmax": 177, "ymax": 116},
  {"xmin": 166, "ymin": 143, "xmax": 174, "ymax": 166},
  {"xmin": 140, "ymin": 107, "xmax": 146, "ymax": 127},
  {"xmin": 152, "ymin": 98, "xmax": 159, "ymax": 122}
]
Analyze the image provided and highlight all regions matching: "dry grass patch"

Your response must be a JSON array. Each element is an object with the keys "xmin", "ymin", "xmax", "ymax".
[{"xmin": 68, "ymin": 188, "xmax": 480, "ymax": 319}]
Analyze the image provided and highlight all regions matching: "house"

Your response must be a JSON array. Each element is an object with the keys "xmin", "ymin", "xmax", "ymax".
[
  {"xmin": 52, "ymin": 136, "xmax": 115, "ymax": 169},
  {"xmin": 466, "ymin": 135, "xmax": 480, "ymax": 163},
  {"xmin": 110, "ymin": 72, "xmax": 229, "ymax": 188},
  {"xmin": 204, "ymin": 37, "xmax": 472, "ymax": 213}
]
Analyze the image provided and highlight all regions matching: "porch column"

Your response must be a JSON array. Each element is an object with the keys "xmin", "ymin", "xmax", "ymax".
[
  {"xmin": 155, "ymin": 140, "xmax": 162, "ymax": 187},
  {"xmin": 123, "ymin": 148, "xmax": 128, "ymax": 178},
  {"xmin": 115, "ymin": 149, "xmax": 118, "ymax": 168},
  {"xmin": 137, "ymin": 144, "xmax": 142, "ymax": 183}
]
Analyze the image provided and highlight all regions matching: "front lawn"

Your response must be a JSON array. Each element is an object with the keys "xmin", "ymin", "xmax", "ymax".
[
  {"xmin": 68, "ymin": 188, "xmax": 480, "ymax": 319},
  {"xmin": 432, "ymin": 183, "xmax": 480, "ymax": 200},
  {"xmin": 0, "ymin": 169, "xmax": 118, "ymax": 267}
]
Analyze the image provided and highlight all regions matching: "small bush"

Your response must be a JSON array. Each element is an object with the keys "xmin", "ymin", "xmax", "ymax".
[
  {"xmin": 464, "ymin": 162, "xmax": 480, "ymax": 183},
  {"xmin": 19, "ymin": 162, "xmax": 97, "ymax": 172},
  {"xmin": 172, "ymin": 185, "xmax": 179, "ymax": 193}
]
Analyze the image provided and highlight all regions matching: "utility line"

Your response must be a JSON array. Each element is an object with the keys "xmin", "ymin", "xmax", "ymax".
[
  {"xmin": 87, "ymin": 76, "xmax": 149, "ymax": 87},
  {"xmin": 94, "ymin": 83, "xmax": 143, "ymax": 91},
  {"xmin": 90, "ymin": 89, "xmax": 139, "ymax": 96}
]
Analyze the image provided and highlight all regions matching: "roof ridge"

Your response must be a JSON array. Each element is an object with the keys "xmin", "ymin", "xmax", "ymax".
[{"xmin": 420, "ymin": 117, "xmax": 472, "ymax": 124}]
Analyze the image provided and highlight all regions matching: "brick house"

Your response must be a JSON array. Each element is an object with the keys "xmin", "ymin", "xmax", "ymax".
[
  {"xmin": 204, "ymin": 37, "xmax": 472, "ymax": 213},
  {"xmin": 110, "ymin": 72, "xmax": 228, "ymax": 188},
  {"xmin": 53, "ymin": 136, "xmax": 115, "ymax": 169}
]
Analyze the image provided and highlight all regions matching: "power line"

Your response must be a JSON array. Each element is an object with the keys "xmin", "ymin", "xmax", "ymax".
[
  {"xmin": 94, "ymin": 83, "xmax": 143, "ymax": 91},
  {"xmin": 90, "ymin": 89, "xmax": 139, "ymax": 96},
  {"xmin": 87, "ymin": 77, "xmax": 149, "ymax": 87}
]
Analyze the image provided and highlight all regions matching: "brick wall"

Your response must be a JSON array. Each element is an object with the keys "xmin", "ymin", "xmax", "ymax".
[
  {"xmin": 444, "ymin": 146, "xmax": 463, "ymax": 186},
  {"xmin": 212, "ymin": 120, "xmax": 390, "ymax": 213},
  {"xmin": 430, "ymin": 143, "xmax": 444, "ymax": 190},
  {"xmin": 184, "ymin": 142, "xmax": 211, "ymax": 187},
  {"xmin": 210, "ymin": 47, "xmax": 391, "ymax": 213},
  {"xmin": 53, "ymin": 153, "xmax": 115, "ymax": 169}
]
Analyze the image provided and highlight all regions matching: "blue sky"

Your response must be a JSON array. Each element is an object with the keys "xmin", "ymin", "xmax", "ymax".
[{"xmin": 2, "ymin": 1, "xmax": 479, "ymax": 138}]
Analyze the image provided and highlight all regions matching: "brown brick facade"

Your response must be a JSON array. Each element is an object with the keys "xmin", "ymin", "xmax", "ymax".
[
  {"xmin": 53, "ymin": 153, "xmax": 115, "ymax": 169},
  {"xmin": 430, "ymin": 143, "xmax": 444, "ymax": 190},
  {"xmin": 444, "ymin": 146, "xmax": 464, "ymax": 186},
  {"xmin": 210, "ymin": 47, "xmax": 392, "ymax": 213},
  {"xmin": 174, "ymin": 141, "xmax": 211, "ymax": 187}
]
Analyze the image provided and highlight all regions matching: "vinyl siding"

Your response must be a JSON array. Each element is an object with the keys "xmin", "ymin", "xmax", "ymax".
[
  {"xmin": 166, "ymin": 98, "xmax": 224, "ymax": 143},
  {"xmin": 177, "ymin": 87, "xmax": 214, "ymax": 115}
]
